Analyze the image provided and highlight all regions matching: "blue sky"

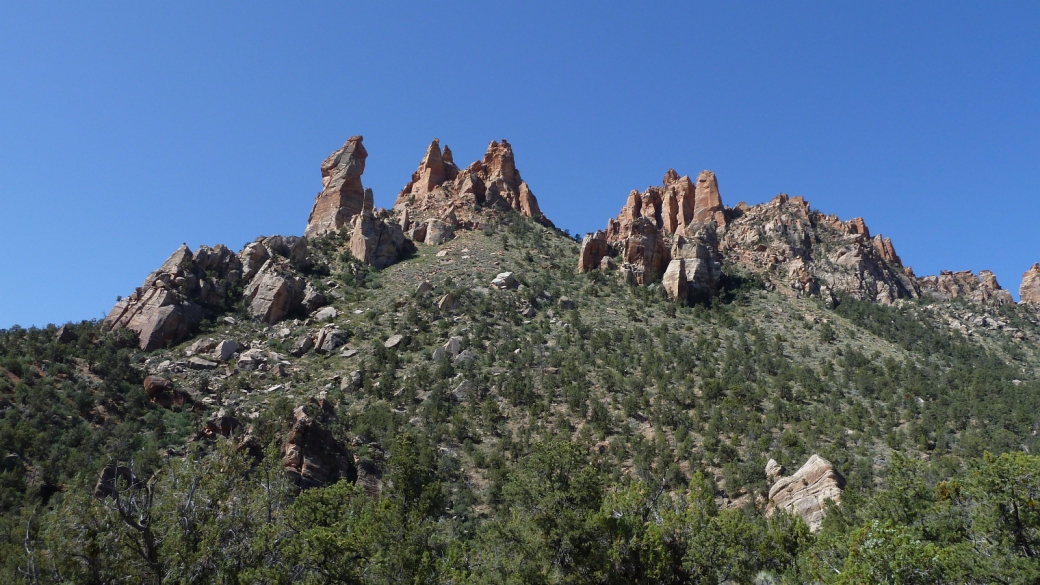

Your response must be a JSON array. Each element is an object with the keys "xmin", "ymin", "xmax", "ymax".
[{"xmin": 2, "ymin": 2, "xmax": 1038, "ymax": 328}]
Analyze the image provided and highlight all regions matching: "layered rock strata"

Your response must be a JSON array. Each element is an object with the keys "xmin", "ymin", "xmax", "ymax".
[{"xmin": 767, "ymin": 454, "xmax": 845, "ymax": 532}]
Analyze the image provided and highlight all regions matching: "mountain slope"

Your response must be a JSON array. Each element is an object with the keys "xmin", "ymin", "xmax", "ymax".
[{"xmin": 2, "ymin": 137, "xmax": 1040, "ymax": 583}]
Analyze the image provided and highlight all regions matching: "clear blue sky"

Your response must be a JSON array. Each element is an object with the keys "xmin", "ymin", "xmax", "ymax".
[{"xmin": 2, "ymin": 2, "xmax": 1038, "ymax": 328}]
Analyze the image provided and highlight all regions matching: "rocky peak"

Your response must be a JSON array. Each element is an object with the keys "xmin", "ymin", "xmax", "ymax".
[
  {"xmin": 305, "ymin": 136, "xmax": 368, "ymax": 238},
  {"xmin": 872, "ymin": 234, "xmax": 901, "ymax": 265},
  {"xmin": 1021, "ymin": 264, "xmax": 1040, "ymax": 305},
  {"xmin": 693, "ymin": 170, "xmax": 727, "ymax": 227},
  {"xmin": 394, "ymin": 137, "xmax": 553, "ymax": 234},
  {"xmin": 582, "ymin": 168, "xmax": 728, "ymax": 291}
]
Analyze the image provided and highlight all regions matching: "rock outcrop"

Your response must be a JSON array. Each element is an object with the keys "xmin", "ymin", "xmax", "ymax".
[
  {"xmin": 394, "ymin": 138, "xmax": 554, "ymax": 231},
  {"xmin": 349, "ymin": 207, "xmax": 413, "ymax": 269},
  {"xmin": 918, "ymin": 269, "xmax": 1014, "ymax": 306},
  {"xmin": 105, "ymin": 244, "xmax": 233, "ymax": 350},
  {"xmin": 721, "ymin": 194, "xmax": 918, "ymax": 304},
  {"xmin": 1020, "ymin": 264, "xmax": 1040, "ymax": 305},
  {"xmin": 580, "ymin": 169, "xmax": 725, "ymax": 295},
  {"xmin": 305, "ymin": 136, "xmax": 368, "ymax": 238},
  {"xmin": 283, "ymin": 409, "xmax": 355, "ymax": 488},
  {"xmin": 767, "ymin": 454, "xmax": 845, "ymax": 532},
  {"xmin": 107, "ymin": 236, "xmax": 323, "ymax": 349}
]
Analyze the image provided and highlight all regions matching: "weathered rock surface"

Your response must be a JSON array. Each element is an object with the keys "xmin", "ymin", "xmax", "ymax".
[
  {"xmin": 767, "ymin": 454, "xmax": 845, "ymax": 532},
  {"xmin": 305, "ymin": 135, "xmax": 368, "ymax": 238},
  {"xmin": 721, "ymin": 194, "xmax": 917, "ymax": 304},
  {"xmin": 491, "ymin": 272, "xmax": 518, "ymax": 290},
  {"xmin": 349, "ymin": 208, "xmax": 413, "ymax": 269},
  {"xmin": 918, "ymin": 269, "xmax": 1014, "ymax": 306},
  {"xmin": 243, "ymin": 261, "xmax": 307, "ymax": 325},
  {"xmin": 581, "ymin": 169, "xmax": 725, "ymax": 288},
  {"xmin": 283, "ymin": 412, "xmax": 355, "ymax": 488},
  {"xmin": 107, "ymin": 237, "xmax": 315, "ymax": 350},
  {"xmin": 579, "ymin": 231, "xmax": 610, "ymax": 273},
  {"xmin": 394, "ymin": 138, "xmax": 554, "ymax": 231},
  {"xmin": 105, "ymin": 245, "xmax": 209, "ymax": 350},
  {"xmin": 1020, "ymin": 264, "xmax": 1040, "ymax": 305}
]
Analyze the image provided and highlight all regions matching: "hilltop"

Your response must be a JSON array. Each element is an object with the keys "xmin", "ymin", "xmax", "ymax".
[{"xmin": 2, "ymin": 136, "xmax": 1040, "ymax": 583}]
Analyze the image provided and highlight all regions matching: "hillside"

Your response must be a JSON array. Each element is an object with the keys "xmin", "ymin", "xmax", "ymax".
[{"xmin": 3, "ymin": 136, "xmax": 1040, "ymax": 583}]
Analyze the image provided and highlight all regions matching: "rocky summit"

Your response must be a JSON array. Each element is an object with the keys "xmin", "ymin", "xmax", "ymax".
[{"xmin": 8, "ymin": 135, "xmax": 1040, "ymax": 583}]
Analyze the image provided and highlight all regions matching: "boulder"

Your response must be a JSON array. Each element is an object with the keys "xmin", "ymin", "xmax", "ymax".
[
  {"xmin": 187, "ymin": 338, "xmax": 218, "ymax": 355},
  {"xmin": 290, "ymin": 335, "xmax": 314, "ymax": 357},
  {"xmin": 437, "ymin": 292, "xmax": 456, "ymax": 311},
  {"xmin": 305, "ymin": 135, "xmax": 368, "ymax": 238},
  {"xmin": 213, "ymin": 339, "xmax": 240, "ymax": 362},
  {"xmin": 301, "ymin": 283, "xmax": 326, "ymax": 313},
  {"xmin": 765, "ymin": 459, "xmax": 784, "ymax": 484},
  {"xmin": 453, "ymin": 349, "xmax": 477, "ymax": 366},
  {"xmin": 767, "ymin": 454, "xmax": 845, "ymax": 532},
  {"xmin": 415, "ymin": 281, "xmax": 433, "ymax": 295},
  {"xmin": 559, "ymin": 297, "xmax": 576, "ymax": 310},
  {"xmin": 187, "ymin": 357, "xmax": 218, "ymax": 370},
  {"xmin": 443, "ymin": 336, "xmax": 462, "ymax": 357},
  {"xmin": 1021, "ymin": 264, "xmax": 1040, "ymax": 305},
  {"xmin": 340, "ymin": 370, "xmax": 363, "ymax": 391},
  {"xmin": 237, "ymin": 348, "xmax": 267, "ymax": 371},
  {"xmin": 384, "ymin": 334, "xmax": 404, "ymax": 349},
  {"xmin": 242, "ymin": 262, "xmax": 306, "ymax": 324},
  {"xmin": 143, "ymin": 376, "xmax": 191, "ymax": 409},
  {"xmin": 491, "ymin": 272, "xmax": 518, "ymax": 290},
  {"xmin": 315, "ymin": 328, "xmax": 349, "ymax": 354},
  {"xmin": 313, "ymin": 306, "xmax": 338, "ymax": 322},
  {"xmin": 204, "ymin": 414, "xmax": 241, "ymax": 438},
  {"xmin": 424, "ymin": 220, "xmax": 454, "ymax": 245}
]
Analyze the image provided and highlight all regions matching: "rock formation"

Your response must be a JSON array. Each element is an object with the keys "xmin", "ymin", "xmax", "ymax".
[
  {"xmin": 1020, "ymin": 264, "xmax": 1040, "ymax": 305},
  {"xmin": 918, "ymin": 269, "xmax": 1014, "ymax": 306},
  {"xmin": 721, "ymin": 194, "xmax": 918, "ymax": 304},
  {"xmin": 349, "ymin": 207, "xmax": 413, "ymax": 269},
  {"xmin": 105, "ymin": 244, "xmax": 226, "ymax": 351},
  {"xmin": 767, "ymin": 454, "xmax": 845, "ymax": 532},
  {"xmin": 580, "ymin": 169, "xmax": 724, "ymax": 296},
  {"xmin": 394, "ymin": 138, "xmax": 553, "ymax": 231},
  {"xmin": 283, "ymin": 409, "xmax": 355, "ymax": 488},
  {"xmin": 107, "ymin": 236, "xmax": 324, "ymax": 349},
  {"xmin": 305, "ymin": 136, "xmax": 368, "ymax": 238}
]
